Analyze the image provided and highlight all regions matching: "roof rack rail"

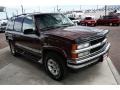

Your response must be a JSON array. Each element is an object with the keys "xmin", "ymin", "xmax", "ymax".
[{"xmin": 14, "ymin": 13, "xmax": 28, "ymax": 17}]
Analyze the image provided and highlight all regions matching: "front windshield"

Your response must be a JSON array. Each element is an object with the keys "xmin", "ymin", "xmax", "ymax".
[{"xmin": 35, "ymin": 13, "xmax": 74, "ymax": 30}]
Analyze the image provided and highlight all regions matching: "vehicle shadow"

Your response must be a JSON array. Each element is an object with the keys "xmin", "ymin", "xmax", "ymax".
[{"xmin": 11, "ymin": 52, "xmax": 104, "ymax": 85}]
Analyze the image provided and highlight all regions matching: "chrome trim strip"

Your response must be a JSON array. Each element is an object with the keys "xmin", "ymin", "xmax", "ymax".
[
  {"xmin": 73, "ymin": 38, "xmax": 107, "ymax": 53},
  {"xmin": 67, "ymin": 58, "xmax": 99, "ymax": 69},
  {"xmin": 16, "ymin": 43, "xmax": 41, "ymax": 54}
]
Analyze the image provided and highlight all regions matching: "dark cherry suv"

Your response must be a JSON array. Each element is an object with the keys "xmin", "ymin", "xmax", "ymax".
[{"xmin": 5, "ymin": 13, "xmax": 110, "ymax": 80}]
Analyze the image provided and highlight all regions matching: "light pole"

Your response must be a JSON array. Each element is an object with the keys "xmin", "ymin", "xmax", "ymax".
[
  {"xmin": 105, "ymin": 5, "xmax": 107, "ymax": 16},
  {"xmin": 21, "ymin": 5, "xmax": 24, "ymax": 14},
  {"xmin": 5, "ymin": 7, "xmax": 8, "ymax": 19}
]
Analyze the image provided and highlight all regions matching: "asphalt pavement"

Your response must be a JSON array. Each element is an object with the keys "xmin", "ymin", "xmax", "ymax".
[
  {"xmin": 97, "ymin": 26, "xmax": 120, "ymax": 75},
  {"xmin": 0, "ymin": 26, "xmax": 120, "ymax": 84},
  {"xmin": 0, "ymin": 47, "xmax": 119, "ymax": 85}
]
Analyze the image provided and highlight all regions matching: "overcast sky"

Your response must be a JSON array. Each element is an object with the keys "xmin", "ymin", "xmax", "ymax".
[
  {"xmin": 0, "ymin": 0, "xmax": 120, "ymax": 7},
  {"xmin": 0, "ymin": 0, "xmax": 120, "ymax": 19}
]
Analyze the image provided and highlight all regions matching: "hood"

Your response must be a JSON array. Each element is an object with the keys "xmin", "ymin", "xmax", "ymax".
[{"xmin": 44, "ymin": 26, "xmax": 108, "ymax": 40}]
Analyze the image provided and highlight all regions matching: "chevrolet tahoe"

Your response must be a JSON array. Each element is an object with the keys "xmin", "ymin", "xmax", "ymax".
[{"xmin": 5, "ymin": 13, "xmax": 110, "ymax": 80}]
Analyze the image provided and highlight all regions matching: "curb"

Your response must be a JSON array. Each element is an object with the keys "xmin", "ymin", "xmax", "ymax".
[{"xmin": 107, "ymin": 57, "xmax": 120, "ymax": 85}]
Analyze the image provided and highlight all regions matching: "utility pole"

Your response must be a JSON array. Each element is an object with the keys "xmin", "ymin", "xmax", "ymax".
[
  {"xmin": 105, "ymin": 5, "xmax": 107, "ymax": 16},
  {"xmin": 12, "ymin": 12, "xmax": 15, "ymax": 17},
  {"xmin": 16, "ymin": 10, "xmax": 18, "ymax": 15},
  {"xmin": 80, "ymin": 5, "xmax": 81, "ymax": 10},
  {"xmin": 39, "ymin": 7, "xmax": 40, "ymax": 12},
  {"xmin": 5, "ymin": 7, "xmax": 8, "ymax": 19},
  {"xmin": 56, "ymin": 5, "xmax": 61, "ymax": 13},
  {"xmin": 54, "ymin": 7, "xmax": 55, "ymax": 13},
  {"xmin": 23, "ymin": 9, "xmax": 25, "ymax": 13},
  {"xmin": 57, "ymin": 5, "xmax": 58, "ymax": 12},
  {"xmin": 97, "ymin": 5, "xmax": 98, "ymax": 10},
  {"xmin": 21, "ymin": 5, "xmax": 24, "ymax": 14}
]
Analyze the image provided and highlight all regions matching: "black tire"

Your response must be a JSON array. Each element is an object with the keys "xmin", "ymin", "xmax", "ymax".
[
  {"xmin": 116, "ymin": 23, "xmax": 120, "ymax": 26},
  {"xmin": 43, "ymin": 52, "xmax": 67, "ymax": 81},
  {"xmin": 9, "ymin": 41, "xmax": 17, "ymax": 56}
]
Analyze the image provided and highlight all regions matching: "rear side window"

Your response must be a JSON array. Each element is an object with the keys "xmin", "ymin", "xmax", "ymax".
[
  {"xmin": 103, "ymin": 16, "xmax": 108, "ymax": 19},
  {"xmin": 14, "ymin": 17, "xmax": 23, "ymax": 32},
  {"xmin": 7, "ymin": 19, "xmax": 14, "ymax": 31}
]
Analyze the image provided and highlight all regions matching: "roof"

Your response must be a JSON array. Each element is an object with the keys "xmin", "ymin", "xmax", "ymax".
[{"xmin": 13, "ymin": 12, "xmax": 60, "ymax": 17}]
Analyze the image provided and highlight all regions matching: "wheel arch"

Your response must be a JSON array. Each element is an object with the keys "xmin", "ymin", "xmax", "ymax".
[{"xmin": 42, "ymin": 46, "xmax": 67, "ymax": 63}]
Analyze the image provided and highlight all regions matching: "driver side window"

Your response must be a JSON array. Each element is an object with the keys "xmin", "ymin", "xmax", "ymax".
[{"xmin": 22, "ymin": 16, "xmax": 35, "ymax": 32}]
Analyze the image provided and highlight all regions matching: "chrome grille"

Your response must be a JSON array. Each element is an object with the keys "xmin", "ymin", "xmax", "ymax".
[
  {"xmin": 72, "ymin": 37, "xmax": 107, "ymax": 59},
  {"xmin": 90, "ymin": 37, "xmax": 106, "ymax": 53},
  {"xmin": 90, "ymin": 36, "xmax": 105, "ymax": 45}
]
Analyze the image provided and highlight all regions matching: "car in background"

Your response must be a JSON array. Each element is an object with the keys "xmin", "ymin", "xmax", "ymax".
[
  {"xmin": 0, "ymin": 19, "xmax": 8, "ymax": 32},
  {"xmin": 68, "ymin": 17, "xmax": 81, "ymax": 25},
  {"xmin": 79, "ymin": 17, "xmax": 96, "ymax": 26},
  {"xmin": 97, "ymin": 15, "xmax": 120, "ymax": 26}
]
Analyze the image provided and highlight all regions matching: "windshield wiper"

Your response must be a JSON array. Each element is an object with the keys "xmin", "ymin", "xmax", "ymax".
[{"xmin": 61, "ymin": 23, "xmax": 74, "ymax": 27}]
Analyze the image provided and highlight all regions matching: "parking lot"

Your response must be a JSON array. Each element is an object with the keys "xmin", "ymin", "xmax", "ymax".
[
  {"xmin": 97, "ymin": 26, "xmax": 120, "ymax": 74},
  {"xmin": 0, "ymin": 26, "xmax": 120, "ymax": 84}
]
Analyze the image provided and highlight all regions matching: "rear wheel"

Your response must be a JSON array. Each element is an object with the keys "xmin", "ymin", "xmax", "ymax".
[
  {"xmin": 44, "ymin": 52, "xmax": 67, "ymax": 81},
  {"xmin": 116, "ymin": 23, "xmax": 120, "ymax": 26},
  {"xmin": 9, "ymin": 41, "xmax": 17, "ymax": 56},
  {"xmin": 85, "ymin": 23, "xmax": 88, "ymax": 26},
  {"xmin": 109, "ymin": 23, "xmax": 113, "ymax": 26}
]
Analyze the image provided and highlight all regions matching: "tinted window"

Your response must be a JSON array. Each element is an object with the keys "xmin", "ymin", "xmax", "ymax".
[
  {"xmin": 69, "ymin": 17, "xmax": 75, "ymax": 20},
  {"xmin": 7, "ymin": 19, "xmax": 14, "ymax": 31},
  {"xmin": 22, "ymin": 16, "xmax": 34, "ymax": 31},
  {"xmin": 103, "ymin": 16, "xmax": 108, "ymax": 19},
  {"xmin": 108, "ymin": 16, "xmax": 119, "ymax": 19},
  {"xmin": 14, "ymin": 17, "xmax": 23, "ymax": 32}
]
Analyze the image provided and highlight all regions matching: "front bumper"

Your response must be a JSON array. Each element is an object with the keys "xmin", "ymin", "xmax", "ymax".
[{"xmin": 67, "ymin": 43, "xmax": 110, "ymax": 69}]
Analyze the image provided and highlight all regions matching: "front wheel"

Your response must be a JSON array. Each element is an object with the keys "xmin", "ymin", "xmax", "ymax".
[{"xmin": 44, "ymin": 52, "xmax": 67, "ymax": 81}]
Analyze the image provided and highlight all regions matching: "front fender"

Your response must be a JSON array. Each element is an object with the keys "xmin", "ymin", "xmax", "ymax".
[{"xmin": 42, "ymin": 46, "xmax": 67, "ymax": 58}]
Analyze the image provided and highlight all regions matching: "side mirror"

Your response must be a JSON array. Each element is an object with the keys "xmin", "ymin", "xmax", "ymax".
[{"xmin": 23, "ymin": 29, "xmax": 34, "ymax": 34}]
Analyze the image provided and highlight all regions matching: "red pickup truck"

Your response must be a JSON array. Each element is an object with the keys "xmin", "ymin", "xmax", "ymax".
[
  {"xmin": 97, "ymin": 15, "xmax": 120, "ymax": 26},
  {"xmin": 80, "ymin": 17, "xmax": 96, "ymax": 26}
]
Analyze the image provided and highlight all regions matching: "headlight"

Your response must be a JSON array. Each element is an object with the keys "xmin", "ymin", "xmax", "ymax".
[
  {"xmin": 78, "ymin": 43, "xmax": 90, "ymax": 57},
  {"xmin": 71, "ymin": 43, "xmax": 90, "ymax": 59},
  {"xmin": 78, "ymin": 51, "xmax": 90, "ymax": 57}
]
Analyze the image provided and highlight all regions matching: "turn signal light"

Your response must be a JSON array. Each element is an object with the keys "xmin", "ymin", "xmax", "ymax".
[
  {"xmin": 71, "ymin": 44, "xmax": 77, "ymax": 50},
  {"xmin": 71, "ymin": 53, "xmax": 78, "ymax": 59},
  {"xmin": 71, "ymin": 44, "xmax": 78, "ymax": 59}
]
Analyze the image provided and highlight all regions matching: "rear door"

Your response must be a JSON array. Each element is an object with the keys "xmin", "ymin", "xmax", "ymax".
[
  {"xmin": 13, "ymin": 16, "xmax": 24, "ymax": 46},
  {"xmin": 5, "ymin": 18, "xmax": 15, "ymax": 40},
  {"xmin": 15, "ymin": 15, "xmax": 42, "ymax": 56}
]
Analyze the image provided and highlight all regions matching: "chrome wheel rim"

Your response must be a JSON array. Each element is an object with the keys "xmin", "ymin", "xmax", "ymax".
[
  {"xmin": 47, "ymin": 59, "xmax": 60, "ymax": 76},
  {"xmin": 110, "ymin": 23, "xmax": 112, "ymax": 26},
  {"xmin": 10, "ymin": 43, "xmax": 15, "ymax": 54}
]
